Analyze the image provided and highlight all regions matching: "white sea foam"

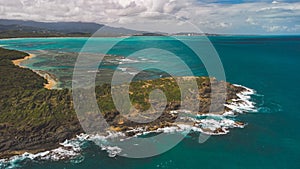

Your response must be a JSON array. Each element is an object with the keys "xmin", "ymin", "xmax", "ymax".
[
  {"xmin": 101, "ymin": 146, "xmax": 122, "ymax": 158},
  {"xmin": 224, "ymin": 84, "xmax": 257, "ymax": 114},
  {"xmin": 113, "ymin": 57, "xmax": 158, "ymax": 65},
  {"xmin": 117, "ymin": 67, "xmax": 127, "ymax": 72},
  {"xmin": 158, "ymin": 84, "xmax": 255, "ymax": 136},
  {"xmin": 0, "ymin": 132, "xmax": 127, "ymax": 166},
  {"xmin": 116, "ymin": 58, "xmax": 140, "ymax": 64},
  {"xmin": 87, "ymin": 70, "xmax": 100, "ymax": 73},
  {"xmin": 128, "ymin": 72, "xmax": 138, "ymax": 75},
  {"xmin": 0, "ymin": 138, "xmax": 83, "ymax": 168},
  {"xmin": 78, "ymin": 132, "xmax": 126, "ymax": 157},
  {"xmin": 117, "ymin": 67, "xmax": 139, "ymax": 75}
]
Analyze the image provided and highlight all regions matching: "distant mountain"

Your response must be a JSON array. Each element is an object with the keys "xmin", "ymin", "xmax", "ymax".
[
  {"xmin": 0, "ymin": 19, "xmax": 104, "ymax": 33},
  {"xmin": 0, "ymin": 19, "xmax": 145, "ymax": 38},
  {"xmin": 171, "ymin": 32, "xmax": 220, "ymax": 36}
]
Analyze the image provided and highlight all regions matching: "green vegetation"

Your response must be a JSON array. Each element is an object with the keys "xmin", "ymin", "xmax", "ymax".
[
  {"xmin": 0, "ymin": 47, "xmax": 82, "ymax": 157},
  {"xmin": 0, "ymin": 47, "xmax": 29, "ymax": 60}
]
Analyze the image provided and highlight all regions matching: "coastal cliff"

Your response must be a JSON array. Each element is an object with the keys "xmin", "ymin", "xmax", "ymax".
[{"xmin": 0, "ymin": 47, "xmax": 252, "ymax": 159}]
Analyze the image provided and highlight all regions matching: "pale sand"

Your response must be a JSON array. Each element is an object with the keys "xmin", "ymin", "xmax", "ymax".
[
  {"xmin": 12, "ymin": 53, "xmax": 35, "ymax": 68},
  {"xmin": 33, "ymin": 70, "xmax": 58, "ymax": 90},
  {"xmin": 45, "ymin": 78, "xmax": 57, "ymax": 90},
  {"xmin": 12, "ymin": 54, "xmax": 58, "ymax": 90}
]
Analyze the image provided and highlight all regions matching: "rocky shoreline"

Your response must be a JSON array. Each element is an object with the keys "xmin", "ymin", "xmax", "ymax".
[
  {"xmin": 0, "ymin": 83, "xmax": 256, "ymax": 163},
  {"xmin": 105, "ymin": 78, "xmax": 254, "ymax": 136}
]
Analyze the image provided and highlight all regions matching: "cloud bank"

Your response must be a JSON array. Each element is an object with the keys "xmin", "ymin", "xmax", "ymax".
[{"xmin": 0, "ymin": 0, "xmax": 299, "ymax": 34}]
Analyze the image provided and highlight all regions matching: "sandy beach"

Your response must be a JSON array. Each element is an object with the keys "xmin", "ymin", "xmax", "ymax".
[
  {"xmin": 45, "ymin": 77, "xmax": 57, "ymax": 89},
  {"xmin": 12, "ymin": 53, "xmax": 58, "ymax": 90},
  {"xmin": 12, "ymin": 53, "xmax": 35, "ymax": 68},
  {"xmin": 34, "ymin": 70, "xmax": 58, "ymax": 90}
]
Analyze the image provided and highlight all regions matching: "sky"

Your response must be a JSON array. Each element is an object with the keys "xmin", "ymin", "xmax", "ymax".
[{"xmin": 0, "ymin": 0, "xmax": 300, "ymax": 34}]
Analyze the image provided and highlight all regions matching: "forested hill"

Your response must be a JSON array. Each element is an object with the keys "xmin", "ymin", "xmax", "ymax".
[
  {"xmin": 0, "ymin": 47, "xmax": 83, "ymax": 158},
  {"xmin": 0, "ymin": 19, "xmax": 144, "ymax": 38}
]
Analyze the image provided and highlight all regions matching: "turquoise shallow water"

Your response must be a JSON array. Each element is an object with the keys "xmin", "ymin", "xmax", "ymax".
[{"xmin": 0, "ymin": 36, "xmax": 300, "ymax": 168}]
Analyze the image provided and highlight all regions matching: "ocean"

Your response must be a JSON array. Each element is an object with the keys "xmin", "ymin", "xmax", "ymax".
[{"xmin": 0, "ymin": 35, "xmax": 299, "ymax": 169}]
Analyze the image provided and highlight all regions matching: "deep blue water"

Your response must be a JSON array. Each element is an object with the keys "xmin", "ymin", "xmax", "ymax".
[{"xmin": 0, "ymin": 36, "xmax": 300, "ymax": 169}]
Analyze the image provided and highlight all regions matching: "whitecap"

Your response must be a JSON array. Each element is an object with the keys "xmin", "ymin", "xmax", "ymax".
[
  {"xmin": 224, "ymin": 84, "xmax": 258, "ymax": 114},
  {"xmin": 101, "ymin": 146, "xmax": 122, "ymax": 158}
]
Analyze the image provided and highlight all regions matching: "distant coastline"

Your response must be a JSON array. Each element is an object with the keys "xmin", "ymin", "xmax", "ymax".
[{"xmin": 1, "ymin": 34, "xmax": 299, "ymax": 42}]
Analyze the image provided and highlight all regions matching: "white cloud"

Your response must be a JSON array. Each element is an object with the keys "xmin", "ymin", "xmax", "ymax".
[
  {"xmin": 263, "ymin": 25, "xmax": 288, "ymax": 32},
  {"xmin": 0, "ymin": 0, "xmax": 299, "ymax": 34},
  {"xmin": 246, "ymin": 17, "xmax": 258, "ymax": 25}
]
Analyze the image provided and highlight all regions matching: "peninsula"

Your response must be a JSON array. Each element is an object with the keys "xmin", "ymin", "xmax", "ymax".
[{"xmin": 0, "ymin": 47, "xmax": 252, "ymax": 159}]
